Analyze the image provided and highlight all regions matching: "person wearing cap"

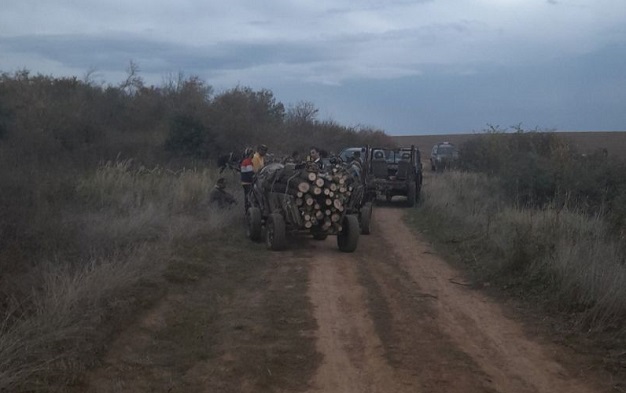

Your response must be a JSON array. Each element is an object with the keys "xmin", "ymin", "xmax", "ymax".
[
  {"xmin": 240, "ymin": 147, "xmax": 255, "ymax": 211},
  {"xmin": 252, "ymin": 144, "xmax": 268, "ymax": 173},
  {"xmin": 208, "ymin": 177, "xmax": 236, "ymax": 209}
]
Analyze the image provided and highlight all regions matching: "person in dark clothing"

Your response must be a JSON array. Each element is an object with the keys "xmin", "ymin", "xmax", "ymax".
[
  {"xmin": 209, "ymin": 178, "xmax": 236, "ymax": 208},
  {"xmin": 309, "ymin": 146, "xmax": 325, "ymax": 170},
  {"xmin": 240, "ymin": 148, "xmax": 255, "ymax": 212}
]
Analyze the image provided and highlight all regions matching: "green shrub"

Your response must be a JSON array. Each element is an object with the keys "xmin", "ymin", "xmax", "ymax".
[
  {"xmin": 459, "ymin": 127, "xmax": 626, "ymax": 234},
  {"xmin": 413, "ymin": 171, "xmax": 626, "ymax": 332}
]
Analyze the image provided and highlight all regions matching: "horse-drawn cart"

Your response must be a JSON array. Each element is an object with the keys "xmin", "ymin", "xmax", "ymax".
[{"xmin": 246, "ymin": 161, "xmax": 363, "ymax": 252}]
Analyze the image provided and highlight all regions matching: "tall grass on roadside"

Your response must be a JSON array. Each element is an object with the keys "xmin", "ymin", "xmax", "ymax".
[
  {"xmin": 0, "ymin": 249, "xmax": 158, "ymax": 391},
  {"xmin": 75, "ymin": 159, "xmax": 240, "ymax": 245},
  {"xmin": 412, "ymin": 171, "xmax": 626, "ymax": 333},
  {"xmin": 0, "ymin": 160, "xmax": 241, "ymax": 392}
]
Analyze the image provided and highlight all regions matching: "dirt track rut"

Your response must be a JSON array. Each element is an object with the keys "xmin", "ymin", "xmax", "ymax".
[
  {"xmin": 84, "ymin": 207, "xmax": 607, "ymax": 393},
  {"xmin": 305, "ymin": 207, "xmax": 600, "ymax": 393}
]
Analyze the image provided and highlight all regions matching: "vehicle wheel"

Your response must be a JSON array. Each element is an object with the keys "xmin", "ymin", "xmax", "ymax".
[
  {"xmin": 246, "ymin": 207, "xmax": 262, "ymax": 241},
  {"xmin": 266, "ymin": 213, "xmax": 286, "ymax": 251},
  {"xmin": 359, "ymin": 202, "xmax": 373, "ymax": 235},
  {"xmin": 406, "ymin": 182, "xmax": 416, "ymax": 207},
  {"xmin": 337, "ymin": 214, "xmax": 359, "ymax": 252},
  {"xmin": 312, "ymin": 232, "xmax": 328, "ymax": 240}
]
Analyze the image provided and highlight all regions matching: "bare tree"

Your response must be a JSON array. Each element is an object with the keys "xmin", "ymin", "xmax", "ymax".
[
  {"xmin": 287, "ymin": 101, "xmax": 319, "ymax": 124},
  {"xmin": 119, "ymin": 60, "xmax": 144, "ymax": 94}
]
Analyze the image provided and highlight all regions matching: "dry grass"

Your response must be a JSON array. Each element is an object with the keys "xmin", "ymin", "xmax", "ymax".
[
  {"xmin": 0, "ymin": 160, "xmax": 243, "ymax": 392},
  {"xmin": 411, "ymin": 171, "xmax": 626, "ymax": 333},
  {"xmin": 0, "ymin": 249, "xmax": 157, "ymax": 391}
]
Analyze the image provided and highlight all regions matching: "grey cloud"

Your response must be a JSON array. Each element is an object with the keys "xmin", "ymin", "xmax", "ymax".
[
  {"xmin": 269, "ymin": 42, "xmax": 626, "ymax": 134},
  {"xmin": 0, "ymin": 33, "xmax": 340, "ymax": 74},
  {"xmin": 325, "ymin": 0, "xmax": 434, "ymax": 14}
]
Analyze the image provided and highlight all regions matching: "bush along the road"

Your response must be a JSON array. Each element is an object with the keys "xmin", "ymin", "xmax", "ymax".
[
  {"xmin": 457, "ymin": 127, "xmax": 626, "ymax": 235},
  {"xmin": 409, "ymin": 171, "xmax": 626, "ymax": 334}
]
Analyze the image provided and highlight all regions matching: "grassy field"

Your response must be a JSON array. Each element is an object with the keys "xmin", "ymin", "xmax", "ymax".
[
  {"xmin": 0, "ymin": 161, "xmax": 244, "ymax": 391},
  {"xmin": 406, "ymin": 170, "xmax": 626, "ymax": 375},
  {"xmin": 393, "ymin": 131, "xmax": 626, "ymax": 159}
]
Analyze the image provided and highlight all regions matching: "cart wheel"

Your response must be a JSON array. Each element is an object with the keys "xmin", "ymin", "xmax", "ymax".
[
  {"xmin": 359, "ymin": 202, "xmax": 373, "ymax": 235},
  {"xmin": 266, "ymin": 213, "xmax": 286, "ymax": 251},
  {"xmin": 406, "ymin": 182, "xmax": 416, "ymax": 207},
  {"xmin": 246, "ymin": 207, "xmax": 262, "ymax": 241},
  {"xmin": 312, "ymin": 232, "xmax": 328, "ymax": 241},
  {"xmin": 337, "ymin": 214, "xmax": 359, "ymax": 253}
]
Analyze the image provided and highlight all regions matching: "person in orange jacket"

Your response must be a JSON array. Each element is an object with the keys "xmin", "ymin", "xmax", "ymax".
[{"xmin": 252, "ymin": 144, "xmax": 268, "ymax": 173}]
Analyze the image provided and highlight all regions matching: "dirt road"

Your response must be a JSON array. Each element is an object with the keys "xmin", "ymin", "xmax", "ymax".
[
  {"xmin": 84, "ymin": 207, "xmax": 607, "ymax": 392},
  {"xmin": 306, "ymin": 207, "xmax": 602, "ymax": 393}
]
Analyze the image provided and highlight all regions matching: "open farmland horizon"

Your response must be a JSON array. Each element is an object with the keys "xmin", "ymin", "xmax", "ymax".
[{"xmin": 392, "ymin": 131, "xmax": 626, "ymax": 159}]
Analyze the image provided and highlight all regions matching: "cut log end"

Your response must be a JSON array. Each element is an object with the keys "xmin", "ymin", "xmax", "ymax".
[{"xmin": 298, "ymin": 182, "xmax": 310, "ymax": 193}]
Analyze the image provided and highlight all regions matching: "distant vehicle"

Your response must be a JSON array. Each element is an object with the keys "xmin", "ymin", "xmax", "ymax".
[
  {"xmin": 367, "ymin": 145, "xmax": 422, "ymax": 207},
  {"xmin": 338, "ymin": 147, "xmax": 365, "ymax": 163},
  {"xmin": 430, "ymin": 142, "xmax": 458, "ymax": 172}
]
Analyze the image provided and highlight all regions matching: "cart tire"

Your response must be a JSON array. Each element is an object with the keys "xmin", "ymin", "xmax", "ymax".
[
  {"xmin": 407, "ymin": 182, "xmax": 416, "ymax": 207},
  {"xmin": 337, "ymin": 214, "xmax": 359, "ymax": 253},
  {"xmin": 266, "ymin": 213, "xmax": 287, "ymax": 251},
  {"xmin": 247, "ymin": 207, "xmax": 262, "ymax": 241},
  {"xmin": 312, "ymin": 232, "xmax": 328, "ymax": 241},
  {"xmin": 360, "ymin": 202, "xmax": 373, "ymax": 235}
]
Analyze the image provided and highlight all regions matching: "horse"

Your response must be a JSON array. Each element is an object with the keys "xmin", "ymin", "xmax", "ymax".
[{"xmin": 217, "ymin": 151, "xmax": 241, "ymax": 174}]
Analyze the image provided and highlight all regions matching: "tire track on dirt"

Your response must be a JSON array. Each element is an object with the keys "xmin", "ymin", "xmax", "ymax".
[
  {"xmin": 376, "ymin": 207, "xmax": 601, "ymax": 393},
  {"xmin": 305, "ymin": 208, "xmax": 494, "ymax": 393},
  {"xmin": 81, "ymin": 234, "xmax": 319, "ymax": 393},
  {"xmin": 306, "ymin": 241, "xmax": 415, "ymax": 393},
  {"xmin": 305, "ymin": 206, "xmax": 604, "ymax": 393},
  {"xmin": 355, "ymin": 226, "xmax": 496, "ymax": 393}
]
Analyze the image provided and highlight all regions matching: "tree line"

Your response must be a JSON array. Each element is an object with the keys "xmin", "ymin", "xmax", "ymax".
[{"xmin": 0, "ymin": 68, "xmax": 394, "ymax": 265}]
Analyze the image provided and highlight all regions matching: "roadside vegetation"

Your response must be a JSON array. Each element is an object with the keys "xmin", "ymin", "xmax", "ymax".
[
  {"xmin": 409, "ymin": 127, "xmax": 626, "ymax": 337},
  {"xmin": 0, "ymin": 66, "xmax": 390, "ymax": 391}
]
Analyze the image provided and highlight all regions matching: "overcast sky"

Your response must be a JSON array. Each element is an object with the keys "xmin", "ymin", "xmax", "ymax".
[{"xmin": 1, "ymin": 0, "xmax": 625, "ymax": 135}]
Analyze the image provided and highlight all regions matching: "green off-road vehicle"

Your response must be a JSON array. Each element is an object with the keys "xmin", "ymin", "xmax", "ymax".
[{"xmin": 367, "ymin": 145, "xmax": 423, "ymax": 207}]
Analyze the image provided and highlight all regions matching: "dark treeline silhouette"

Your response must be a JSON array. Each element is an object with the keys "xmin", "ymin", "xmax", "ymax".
[
  {"xmin": 0, "ymin": 69, "xmax": 393, "ymax": 264},
  {"xmin": 0, "ymin": 67, "xmax": 395, "ymax": 391}
]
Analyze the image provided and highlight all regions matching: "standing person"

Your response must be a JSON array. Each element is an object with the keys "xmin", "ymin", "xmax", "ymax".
[
  {"xmin": 240, "ymin": 148, "xmax": 255, "ymax": 212},
  {"xmin": 309, "ymin": 146, "xmax": 324, "ymax": 170},
  {"xmin": 208, "ymin": 178, "xmax": 236, "ymax": 208},
  {"xmin": 252, "ymin": 144, "xmax": 268, "ymax": 173}
]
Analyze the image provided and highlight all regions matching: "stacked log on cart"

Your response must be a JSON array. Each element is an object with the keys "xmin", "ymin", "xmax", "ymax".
[{"xmin": 259, "ymin": 162, "xmax": 359, "ymax": 233}]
